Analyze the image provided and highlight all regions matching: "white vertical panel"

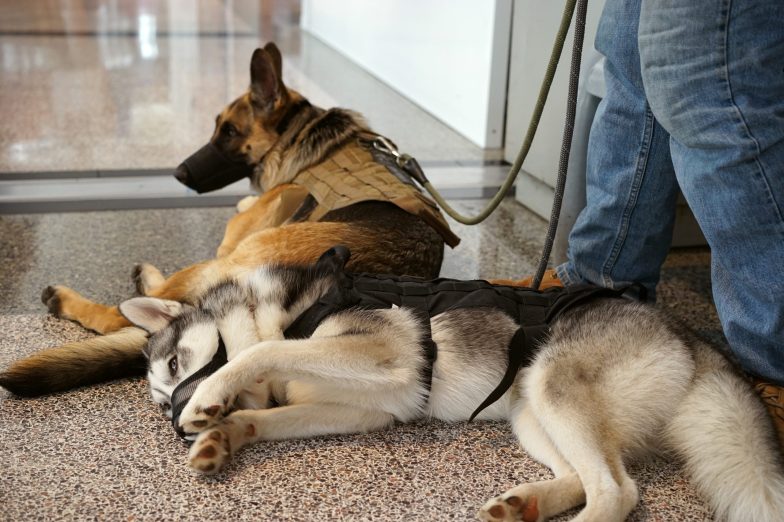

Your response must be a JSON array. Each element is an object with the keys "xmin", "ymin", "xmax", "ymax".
[{"xmin": 301, "ymin": 0, "xmax": 512, "ymax": 148}]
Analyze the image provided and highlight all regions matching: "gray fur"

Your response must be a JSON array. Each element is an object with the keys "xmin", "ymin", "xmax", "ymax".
[{"xmin": 144, "ymin": 309, "xmax": 213, "ymax": 363}]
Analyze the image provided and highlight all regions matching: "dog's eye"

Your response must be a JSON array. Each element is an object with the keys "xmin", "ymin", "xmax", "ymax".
[
  {"xmin": 222, "ymin": 123, "xmax": 238, "ymax": 138},
  {"xmin": 168, "ymin": 356, "xmax": 178, "ymax": 376}
]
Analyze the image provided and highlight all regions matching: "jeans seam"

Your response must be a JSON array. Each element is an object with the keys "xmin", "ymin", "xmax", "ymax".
[
  {"xmin": 720, "ymin": 0, "xmax": 784, "ymax": 236},
  {"xmin": 600, "ymin": 105, "xmax": 655, "ymax": 287}
]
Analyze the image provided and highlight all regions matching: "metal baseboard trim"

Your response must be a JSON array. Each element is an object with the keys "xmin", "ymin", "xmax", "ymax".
[
  {"xmin": 0, "ymin": 168, "xmax": 175, "ymax": 181},
  {"xmin": 0, "ymin": 165, "xmax": 515, "ymax": 214}
]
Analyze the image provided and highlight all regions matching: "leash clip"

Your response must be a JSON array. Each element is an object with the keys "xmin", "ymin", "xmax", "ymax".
[
  {"xmin": 369, "ymin": 135, "xmax": 428, "ymax": 185},
  {"xmin": 372, "ymin": 136, "xmax": 400, "ymax": 158},
  {"xmin": 372, "ymin": 136, "xmax": 414, "ymax": 169}
]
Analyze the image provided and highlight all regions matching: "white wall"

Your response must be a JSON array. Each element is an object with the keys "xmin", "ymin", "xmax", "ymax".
[{"xmin": 301, "ymin": 0, "xmax": 512, "ymax": 148}]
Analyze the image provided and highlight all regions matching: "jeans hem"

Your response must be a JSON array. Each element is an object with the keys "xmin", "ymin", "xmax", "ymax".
[{"xmin": 555, "ymin": 263, "xmax": 582, "ymax": 288}]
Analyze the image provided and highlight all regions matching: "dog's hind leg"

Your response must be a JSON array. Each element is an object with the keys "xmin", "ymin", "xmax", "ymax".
[
  {"xmin": 144, "ymin": 221, "xmax": 365, "ymax": 306},
  {"xmin": 478, "ymin": 402, "xmax": 586, "ymax": 522},
  {"xmin": 43, "ymin": 184, "xmax": 310, "ymax": 331},
  {"xmin": 527, "ymin": 407, "xmax": 635, "ymax": 522},
  {"xmin": 188, "ymin": 404, "xmax": 394, "ymax": 474},
  {"xmin": 216, "ymin": 183, "xmax": 309, "ymax": 257},
  {"xmin": 517, "ymin": 371, "xmax": 639, "ymax": 522}
]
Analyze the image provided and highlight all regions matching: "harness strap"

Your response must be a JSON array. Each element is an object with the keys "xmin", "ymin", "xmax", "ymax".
[
  {"xmin": 468, "ymin": 283, "xmax": 644, "ymax": 421},
  {"xmin": 407, "ymin": 306, "xmax": 437, "ymax": 395},
  {"xmin": 468, "ymin": 324, "xmax": 547, "ymax": 421}
]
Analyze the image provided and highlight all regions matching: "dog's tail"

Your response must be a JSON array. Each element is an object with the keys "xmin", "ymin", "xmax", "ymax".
[
  {"xmin": 0, "ymin": 327, "xmax": 148, "ymax": 397},
  {"xmin": 666, "ymin": 346, "xmax": 784, "ymax": 522}
]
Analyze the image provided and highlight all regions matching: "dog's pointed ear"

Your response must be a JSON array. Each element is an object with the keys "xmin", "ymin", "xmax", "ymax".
[
  {"xmin": 119, "ymin": 297, "xmax": 187, "ymax": 334},
  {"xmin": 250, "ymin": 47, "xmax": 279, "ymax": 110},
  {"xmin": 316, "ymin": 245, "xmax": 351, "ymax": 273},
  {"xmin": 263, "ymin": 42, "xmax": 283, "ymax": 86}
]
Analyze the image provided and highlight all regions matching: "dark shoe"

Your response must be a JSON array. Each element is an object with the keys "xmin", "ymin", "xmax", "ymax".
[
  {"xmin": 754, "ymin": 380, "xmax": 784, "ymax": 452},
  {"xmin": 488, "ymin": 268, "xmax": 564, "ymax": 290}
]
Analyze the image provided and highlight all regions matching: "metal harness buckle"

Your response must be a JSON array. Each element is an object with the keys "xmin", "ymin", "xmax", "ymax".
[{"xmin": 371, "ymin": 136, "xmax": 413, "ymax": 169}]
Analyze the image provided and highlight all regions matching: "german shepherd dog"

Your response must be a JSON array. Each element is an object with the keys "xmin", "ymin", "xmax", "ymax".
[
  {"xmin": 0, "ymin": 43, "xmax": 455, "ymax": 397},
  {"xmin": 119, "ymin": 247, "xmax": 784, "ymax": 522}
]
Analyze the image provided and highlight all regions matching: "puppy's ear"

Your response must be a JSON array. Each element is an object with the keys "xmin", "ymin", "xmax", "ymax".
[
  {"xmin": 249, "ymin": 47, "xmax": 279, "ymax": 110},
  {"xmin": 316, "ymin": 245, "xmax": 351, "ymax": 273},
  {"xmin": 119, "ymin": 297, "xmax": 186, "ymax": 334}
]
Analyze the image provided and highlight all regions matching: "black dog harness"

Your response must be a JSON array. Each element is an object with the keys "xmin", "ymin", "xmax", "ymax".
[
  {"xmin": 282, "ymin": 271, "xmax": 635, "ymax": 420},
  {"xmin": 170, "ymin": 257, "xmax": 636, "ymax": 436}
]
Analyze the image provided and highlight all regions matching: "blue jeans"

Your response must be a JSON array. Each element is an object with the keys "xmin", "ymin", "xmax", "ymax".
[{"xmin": 558, "ymin": 0, "xmax": 784, "ymax": 384}]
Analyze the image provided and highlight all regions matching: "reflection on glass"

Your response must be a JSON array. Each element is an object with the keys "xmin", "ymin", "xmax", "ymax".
[{"xmin": 137, "ymin": 13, "xmax": 158, "ymax": 60}]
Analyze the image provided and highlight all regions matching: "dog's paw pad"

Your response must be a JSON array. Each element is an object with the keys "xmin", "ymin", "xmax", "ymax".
[
  {"xmin": 478, "ymin": 495, "xmax": 539, "ymax": 522},
  {"xmin": 189, "ymin": 428, "xmax": 231, "ymax": 474},
  {"xmin": 179, "ymin": 401, "xmax": 233, "ymax": 434},
  {"xmin": 199, "ymin": 400, "xmax": 233, "ymax": 420},
  {"xmin": 179, "ymin": 413, "xmax": 214, "ymax": 434},
  {"xmin": 203, "ymin": 405, "xmax": 221, "ymax": 417}
]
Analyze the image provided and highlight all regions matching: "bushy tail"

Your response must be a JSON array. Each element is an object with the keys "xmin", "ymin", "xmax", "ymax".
[
  {"xmin": 0, "ymin": 327, "xmax": 148, "ymax": 397},
  {"xmin": 666, "ymin": 348, "xmax": 784, "ymax": 522}
]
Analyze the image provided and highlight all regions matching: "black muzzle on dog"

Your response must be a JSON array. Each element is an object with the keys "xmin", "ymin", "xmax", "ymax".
[
  {"xmin": 170, "ymin": 335, "xmax": 228, "ymax": 439},
  {"xmin": 174, "ymin": 143, "xmax": 254, "ymax": 194}
]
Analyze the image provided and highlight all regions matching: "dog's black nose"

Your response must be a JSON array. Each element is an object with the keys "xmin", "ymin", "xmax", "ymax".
[{"xmin": 174, "ymin": 164, "xmax": 191, "ymax": 185}]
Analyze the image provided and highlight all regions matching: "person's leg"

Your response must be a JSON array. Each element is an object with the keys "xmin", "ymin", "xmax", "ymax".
[
  {"xmin": 557, "ymin": 0, "xmax": 679, "ymax": 299},
  {"xmin": 639, "ymin": 0, "xmax": 784, "ymax": 385}
]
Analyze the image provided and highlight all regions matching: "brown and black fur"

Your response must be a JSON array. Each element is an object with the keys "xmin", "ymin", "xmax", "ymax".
[{"xmin": 0, "ymin": 43, "xmax": 445, "ymax": 397}]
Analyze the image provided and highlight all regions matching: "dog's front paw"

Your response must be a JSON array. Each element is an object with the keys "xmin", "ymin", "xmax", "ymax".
[
  {"xmin": 188, "ymin": 412, "xmax": 260, "ymax": 475},
  {"xmin": 178, "ymin": 388, "xmax": 237, "ymax": 435},
  {"xmin": 189, "ymin": 427, "xmax": 232, "ymax": 474},
  {"xmin": 478, "ymin": 493, "xmax": 539, "ymax": 522}
]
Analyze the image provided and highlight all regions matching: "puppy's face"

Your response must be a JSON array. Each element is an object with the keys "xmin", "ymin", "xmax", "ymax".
[
  {"xmin": 119, "ymin": 297, "xmax": 219, "ymax": 417},
  {"xmin": 144, "ymin": 312, "xmax": 220, "ymax": 417}
]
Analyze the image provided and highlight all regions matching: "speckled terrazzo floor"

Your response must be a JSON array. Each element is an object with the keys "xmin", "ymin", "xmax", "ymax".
[{"xmin": 0, "ymin": 199, "xmax": 720, "ymax": 521}]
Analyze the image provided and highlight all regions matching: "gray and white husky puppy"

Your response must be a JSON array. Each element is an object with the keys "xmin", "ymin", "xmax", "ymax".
[{"xmin": 119, "ymin": 247, "xmax": 784, "ymax": 522}]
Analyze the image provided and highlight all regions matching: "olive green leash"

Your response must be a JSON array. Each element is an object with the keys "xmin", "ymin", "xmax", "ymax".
[{"xmin": 374, "ymin": 0, "xmax": 589, "ymax": 290}]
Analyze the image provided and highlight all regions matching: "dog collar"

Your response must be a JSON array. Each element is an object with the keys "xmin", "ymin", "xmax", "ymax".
[{"xmin": 170, "ymin": 334, "xmax": 228, "ymax": 438}]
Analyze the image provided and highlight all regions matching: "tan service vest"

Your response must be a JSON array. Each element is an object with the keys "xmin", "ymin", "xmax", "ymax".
[{"xmin": 291, "ymin": 140, "xmax": 461, "ymax": 248}]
